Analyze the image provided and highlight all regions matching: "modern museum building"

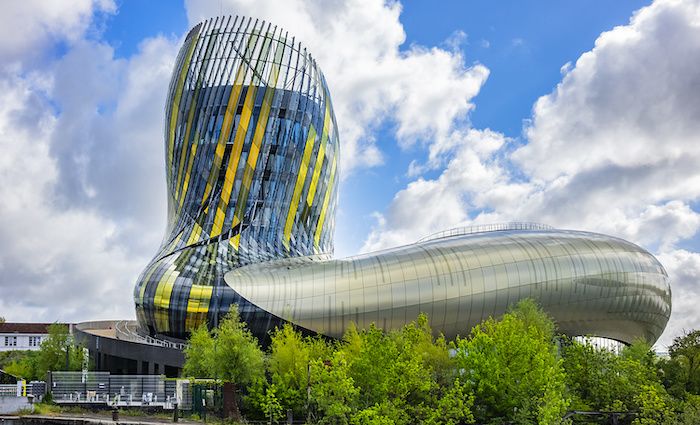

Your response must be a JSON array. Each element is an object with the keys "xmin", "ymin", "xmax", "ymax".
[{"xmin": 75, "ymin": 16, "xmax": 672, "ymax": 375}]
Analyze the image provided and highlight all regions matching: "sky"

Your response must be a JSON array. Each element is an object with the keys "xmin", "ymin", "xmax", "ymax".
[{"xmin": 0, "ymin": 0, "xmax": 698, "ymax": 349}]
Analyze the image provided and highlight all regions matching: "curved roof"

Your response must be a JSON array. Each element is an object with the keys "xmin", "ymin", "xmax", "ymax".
[{"xmin": 227, "ymin": 228, "xmax": 671, "ymax": 344}]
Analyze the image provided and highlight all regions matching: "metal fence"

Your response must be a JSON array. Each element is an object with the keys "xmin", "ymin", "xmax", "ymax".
[
  {"xmin": 49, "ymin": 372, "xmax": 189, "ymax": 409},
  {"xmin": 114, "ymin": 321, "xmax": 186, "ymax": 350},
  {"xmin": 0, "ymin": 381, "xmax": 45, "ymax": 401},
  {"xmin": 0, "ymin": 384, "xmax": 16, "ymax": 396},
  {"xmin": 191, "ymin": 383, "xmax": 222, "ymax": 419},
  {"xmin": 417, "ymin": 222, "xmax": 555, "ymax": 243}
]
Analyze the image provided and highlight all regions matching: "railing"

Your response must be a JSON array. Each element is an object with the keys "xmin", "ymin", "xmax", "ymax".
[
  {"xmin": 50, "ymin": 372, "xmax": 190, "ymax": 410},
  {"xmin": 114, "ymin": 321, "xmax": 186, "ymax": 350},
  {"xmin": 75, "ymin": 320, "xmax": 186, "ymax": 350},
  {"xmin": 0, "ymin": 384, "xmax": 16, "ymax": 396},
  {"xmin": 573, "ymin": 336, "xmax": 625, "ymax": 354},
  {"xmin": 417, "ymin": 222, "xmax": 554, "ymax": 243},
  {"xmin": 0, "ymin": 381, "xmax": 44, "ymax": 401}
]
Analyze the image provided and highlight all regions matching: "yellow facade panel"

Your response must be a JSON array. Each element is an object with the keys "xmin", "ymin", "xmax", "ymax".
[
  {"xmin": 210, "ymin": 83, "xmax": 258, "ymax": 239},
  {"xmin": 168, "ymin": 34, "xmax": 198, "ymax": 183},
  {"xmin": 315, "ymin": 156, "xmax": 337, "ymax": 248},
  {"xmin": 200, "ymin": 30, "xmax": 259, "ymax": 206},
  {"xmin": 230, "ymin": 47, "xmax": 284, "ymax": 248},
  {"xmin": 306, "ymin": 100, "xmax": 332, "ymax": 208},
  {"xmin": 283, "ymin": 125, "xmax": 317, "ymax": 247}
]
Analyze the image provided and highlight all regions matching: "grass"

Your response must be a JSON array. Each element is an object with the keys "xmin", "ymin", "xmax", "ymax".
[
  {"xmin": 28, "ymin": 403, "xmax": 92, "ymax": 416},
  {"xmin": 21, "ymin": 402, "xmax": 179, "ymax": 421},
  {"xmin": 19, "ymin": 402, "xmax": 258, "ymax": 424}
]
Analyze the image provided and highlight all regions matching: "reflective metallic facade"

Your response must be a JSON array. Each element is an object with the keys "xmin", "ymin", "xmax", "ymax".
[
  {"xmin": 226, "ymin": 227, "xmax": 671, "ymax": 344},
  {"xmin": 136, "ymin": 16, "xmax": 672, "ymax": 345}
]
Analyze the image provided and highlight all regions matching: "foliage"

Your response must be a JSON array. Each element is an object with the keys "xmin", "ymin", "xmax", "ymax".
[
  {"xmin": 561, "ymin": 338, "xmax": 618, "ymax": 410},
  {"xmin": 257, "ymin": 383, "xmax": 284, "ymax": 423},
  {"xmin": 675, "ymin": 394, "xmax": 700, "ymax": 424},
  {"xmin": 37, "ymin": 324, "xmax": 84, "ymax": 377},
  {"xmin": 0, "ymin": 350, "xmax": 34, "ymax": 371},
  {"xmin": 182, "ymin": 307, "xmax": 264, "ymax": 420},
  {"xmin": 182, "ymin": 324, "xmax": 213, "ymax": 378},
  {"xmin": 631, "ymin": 384, "xmax": 674, "ymax": 425},
  {"xmin": 4, "ymin": 351, "xmax": 39, "ymax": 379},
  {"xmin": 266, "ymin": 324, "xmax": 312, "ymax": 417},
  {"xmin": 664, "ymin": 329, "xmax": 700, "ymax": 396},
  {"xmin": 309, "ymin": 355, "xmax": 359, "ymax": 425},
  {"xmin": 561, "ymin": 336, "xmax": 676, "ymax": 421},
  {"xmin": 183, "ymin": 306, "xmax": 264, "ymax": 387},
  {"xmin": 336, "ymin": 316, "xmax": 461, "ymax": 425},
  {"xmin": 659, "ymin": 355, "xmax": 688, "ymax": 399},
  {"xmin": 183, "ymin": 298, "xmax": 700, "ymax": 425},
  {"xmin": 4, "ymin": 324, "xmax": 83, "ymax": 381},
  {"xmin": 455, "ymin": 299, "xmax": 568, "ymax": 424},
  {"xmin": 0, "ymin": 316, "xmax": 5, "ymax": 323},
  {"xmin": 209, "ymin": 309, "xmax": 264, "ymax": 386},
  {"xmin": 423, "ymin": 378, "xmax": 475, "ymax": 425}
]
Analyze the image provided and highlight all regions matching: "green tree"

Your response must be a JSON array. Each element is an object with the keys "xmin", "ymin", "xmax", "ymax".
[
  {"xmin": 667, "ymin": 329, "xmax": 700, "ymax": 395},
  {"xmin": 632, "ymin": 384, "xmax": 674, "ymax": 425},
  {"xmin": 37, "ymin": 324, "xmax": 84, "ymax": 377},
  {"xmin": 6, "ymin": 324, "xmax": 83, "ymax": 380},
  {"xmin": 676, "ymin": 394, "xmax": 700, "ymax": 424},
  {"xmin": 0, "ymin": 316, "xmax": 5, "ymax": 324},
  {"xmin": 4, "ymin": 351, "xmax": 39, "ymax": 380},
  {"xmin": 423, "ymin": 378, "xmax": 475, "ymax": 425},
  {"xmin": 391, "ymin": 314, "xmax": 455, "ymax": 387},
  {"xmin": 309, "ymin": 354, "xmax": 359, "ymax": 425},
  {"xmin": 257, "ymin": 383, "xmax": 284, "ymax": 423},
  {"xmin": 561, "ymin": 338, "xmax": 618, "ymax": 410},
  {"xmin": 207, "ymin": 309, "xmax": 264, "ymax": 385},
  {"xmin": 182, "ymin": 306, "xmax": 264, "ymax": 419},
  {"xmin": 267, "ymin": 324, "xmax": 311, "ymax": 417},
  {"xmin": 182, "ymin": 324, "xmax": 214, "ymax": 378},
  {"xmin": 339, "ymin": 323, "xmax": 433, "ymax": 424},
  {"xmin": 455, "ymin": 299, "xmax": 568, "ymax": 424},
  {"xmin": 659, "ymin": 355, "xmax": 688, "ymax": 399},
  {"xmin": 341, "ymin": 323, "xmax": 400, "ymax": 409},
  {"xmin": 562, "ymin": 336, "xmax": 675, "ymax": 422},
  {"xmin": 0, "ymin": 351, "xmax": 33, "ymax": 371},
  {"xmin": 333, "ymin": 315, "xmax": 471, "ymax": 425}
]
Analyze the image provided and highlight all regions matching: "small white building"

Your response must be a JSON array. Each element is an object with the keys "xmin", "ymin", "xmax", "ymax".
[{"xmin": 0, "ymin": 323, "xmax": 63, "ymax": 352}]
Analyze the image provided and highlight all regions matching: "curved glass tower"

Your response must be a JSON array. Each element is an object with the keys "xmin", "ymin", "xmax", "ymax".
[
  {"xmin": 135, "ymin": 16, "xmax": 672, "ymax": 345},
  {"xmin": 134, "ymin": 16, "xmax": 339, "ymax": 337}
]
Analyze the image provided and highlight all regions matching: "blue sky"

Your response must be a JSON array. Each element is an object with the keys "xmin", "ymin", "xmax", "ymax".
[
  {"xmin": 96, "ymin": 1, "xmax": 653, "ymax": 256},
  {"xmin": 0, "ymin": 0, "xmax": 698, "ymax": 349}
]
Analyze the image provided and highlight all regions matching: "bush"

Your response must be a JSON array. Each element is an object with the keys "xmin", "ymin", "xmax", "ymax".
[{"xmin": 183, "ymin": 299, "xmax": 700, "ymax": 425}]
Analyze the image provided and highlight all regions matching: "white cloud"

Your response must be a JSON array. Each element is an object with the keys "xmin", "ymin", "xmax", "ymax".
[
  {"xmin": 367, "ymin": 0, "xmax": 700, "ymax": 251},
  {"xmin": 656, "ymin": 249, "xmax": 700, "ymax": 349},
  {"xmin": 515, "ymin": 0, "xmax": 700, "ymax": 183},
  {"xmin": 0, "ymin": 0, "xmax": 116, "ymax": 67},
  {"xmin": 362, "ymin": 128, "xmax": 517, "ymax": 251},
  {"xmin": 511, "ymin": 0, "xmax": 700, "ymax": 248},
  {"xmin": 0, "ymin": 72, "xmax": 133, "ymax": 321},
  {"xmin": 48, "ymin": 36, "xmax": 178, "ymax": 255},
  {"xmin": 0, "ymin": 2, "xmax": 180, "ymax": 322},
  {"xmin": 185, "ymin": 0, "xmax": 489, "ymax": 174},
  {"xmin": 444, "ymin": 30, "xmax": 468, "ymax": 51},
  {"xmin": 363, "ymin": 0, "xmax": 700, "ymax": 342}
]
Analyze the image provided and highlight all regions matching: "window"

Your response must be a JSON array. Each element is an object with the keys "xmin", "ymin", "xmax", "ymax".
[
  {"xmin": 4, "ymin": 336, "xmax": 17, "ymax": 347},
  {"xmin": 29, "ymin": 336, "xmax": 41, "ymax": 347}
]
